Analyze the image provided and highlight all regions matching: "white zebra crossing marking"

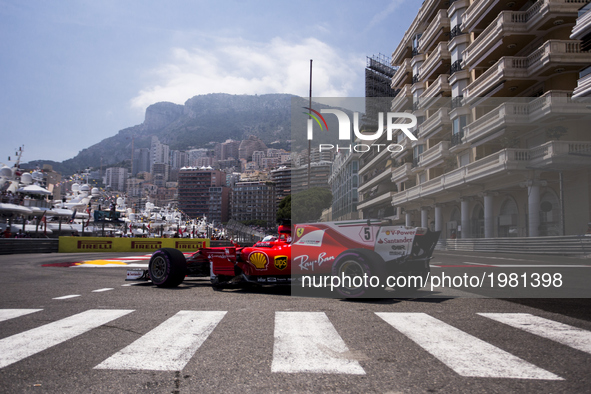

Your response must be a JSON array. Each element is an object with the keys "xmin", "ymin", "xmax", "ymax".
[
  {"xmin": 94, "ymin": 310, "xmax": 227, "ymax": 371},
  {"xmin": 479, "ymin": 313, "xmax": 591, "ymax": 355},
  {"xmin": 0, "ymin": 309, "xmax": 133, "ymax": 369},
  {"xmin": 52, "ymin": 295, "xmax": 80, "ymax": 300},
  {"xmin": 375, "ymin": 312, "xmax": 562, "ymax": 380},
  {"xmin": 0, "ymin": 309, "xmax": 42, "ymax": 323},
  {"xmin": 271, "ymin": 311, "xmax": 365, "ymax": 375}
]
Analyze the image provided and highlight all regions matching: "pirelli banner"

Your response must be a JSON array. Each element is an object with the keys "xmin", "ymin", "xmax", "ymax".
[{"xmin": 58, "ymin": 237, "xmax": 210, "ymax": 253}]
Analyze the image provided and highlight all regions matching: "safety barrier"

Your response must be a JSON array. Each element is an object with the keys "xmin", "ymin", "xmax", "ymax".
[
  {"xmin": 0, "ymin": 239, "xmax": 59, "ymax": 255},
  {"xmin": 58, "ymin": 237, "xmax": 210, "ymax": 253},
  {"xmin": 436, "ymin": 235, "xmax": 591, "ymax": 257}
]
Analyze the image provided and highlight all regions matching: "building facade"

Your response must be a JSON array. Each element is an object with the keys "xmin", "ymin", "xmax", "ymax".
[
  {"xmin": 359, "ymin": 0, "xmax": 591, "ymax": 239},
  {"xmin": 178, "ymin": 168, "xmax": 225, "ymax": 219},
  {"xmin": 104, "ymin": 167, "xmax": 128, "ymax": 192},
  {"xmin": 329, "ymin": 151, "xmax": 361, "ymax": 221},
  {"xmin": 230, "ymin": 181, "xmax": 277, "ymax": 226}
]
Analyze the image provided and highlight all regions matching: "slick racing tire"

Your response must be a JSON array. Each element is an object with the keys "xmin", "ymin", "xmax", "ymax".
[
  {"xmin": 149, "ymin": 248, "xmax": 187, "ymax": 288},
  {"xmin": 331, "ymin": 251, "xmax": 381, "ymax": 298}
]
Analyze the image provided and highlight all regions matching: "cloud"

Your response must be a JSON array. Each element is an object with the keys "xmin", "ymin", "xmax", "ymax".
[
  {"xmin": 364, "ymin": 0, "xmax": 406, "ymax": 33},
  {"xmin": 130, "ymin": 37, "xmax": 364, "ymax": 110}
]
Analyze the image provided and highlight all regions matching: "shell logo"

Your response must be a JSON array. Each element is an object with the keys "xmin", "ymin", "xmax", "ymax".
[{"xmin": 249, "ymin": 252, "xmax": 268, "ymax": 270}]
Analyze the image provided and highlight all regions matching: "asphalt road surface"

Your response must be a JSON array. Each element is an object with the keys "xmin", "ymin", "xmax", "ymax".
[{"xmin": 0, "ymin": 251, "xmax": 590, "ymax": 393}]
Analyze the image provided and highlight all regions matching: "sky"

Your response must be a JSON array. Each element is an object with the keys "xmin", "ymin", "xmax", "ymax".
[{"xmin": 0, "ymin": 0, "xmax": 420, "ymax": 163}]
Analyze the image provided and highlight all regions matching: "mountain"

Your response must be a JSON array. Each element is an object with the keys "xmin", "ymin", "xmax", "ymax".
[{"xmin": 24, "ymin": 93, "xmax": 294, "ymax": 175}]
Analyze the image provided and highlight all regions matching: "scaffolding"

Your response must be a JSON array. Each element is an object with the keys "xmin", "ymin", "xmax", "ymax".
[{"xmin": 365, "ymin": 53, "xmax": 399, "ymax": 98}]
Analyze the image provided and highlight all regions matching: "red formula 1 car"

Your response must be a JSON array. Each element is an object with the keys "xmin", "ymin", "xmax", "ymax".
[{"xmin": 133, "ymin": 220, "xmax": 440, "ymax": 297}]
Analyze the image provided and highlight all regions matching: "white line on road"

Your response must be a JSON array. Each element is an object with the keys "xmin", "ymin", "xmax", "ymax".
[
  {"xmin": 94, "ymin": 310, "xmax": 226, "ymax": 371},
  {"xmin": 0, "ymin": 309, "xmax": 134, "ymax": 369},
  {"xmin": 92, "ymin": 288, "xmax": 114, "ymax": 293},
  {"xmin": 0, "ymin": 309, "xmax": 43, "ymax": 323},
  {"xmin": 121, "ymin": 283, "xmax": 144, "ymax": 286},
  {"xmin": 479, "ymin": 313, "xmax": 591, "ymax": 355},
  {"xmin": 271, "ymin": 311, "xmax": 366, "ymax": 375},
  {"xmin": 52, "ymin": 295, "xmax": 81, "ymax": 300},
  {"xmin": 375, "ymin": 312, "xmax": 562, "ymax": 380},
  {"xmin": 437, "ymin": 253, "xmax": 533, "ymax": 261}
]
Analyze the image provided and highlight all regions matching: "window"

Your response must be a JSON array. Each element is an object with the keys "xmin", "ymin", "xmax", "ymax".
[{"xmin": 452, "ymin": 115, "xmax": 467, "ymax": 135}]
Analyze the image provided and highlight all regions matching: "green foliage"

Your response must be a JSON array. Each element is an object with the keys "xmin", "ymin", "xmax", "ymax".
[
  {"xmin": 277, "ymin": 195, "xmax": 291, "ymax": 222},
  {"xmin": 291, "ymin": 187, "xmax": 332, "ymax": 223}
]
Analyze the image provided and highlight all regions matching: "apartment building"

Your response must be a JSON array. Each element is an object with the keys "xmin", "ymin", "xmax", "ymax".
[
  {"xmin": 230, "ymin": 181, "xmax": 277, "ymax": 226},
  {"xmin": 329, "ymin": 151, "xmax": 361, "ymax": 221},
  {"xmin": 358, "ymin": 0, "xmax": 591, "ymax": 239},
  {"xmin": 177, "ymin": 168, "xmax": 225, "ymax": 219}
]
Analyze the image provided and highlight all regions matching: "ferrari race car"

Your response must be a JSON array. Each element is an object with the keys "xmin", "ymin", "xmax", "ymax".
[{"xmin": 131, "ymin": 219, "xmax": 440, "ymax": 297}]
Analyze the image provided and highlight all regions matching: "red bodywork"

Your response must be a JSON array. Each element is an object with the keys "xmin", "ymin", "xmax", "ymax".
[{"xmin": 183, "ymin": 221, "xmax": 440, "ymax": 285}]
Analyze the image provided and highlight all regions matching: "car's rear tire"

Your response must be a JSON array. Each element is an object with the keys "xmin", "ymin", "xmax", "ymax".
[
  {"xmin": 331, "ymin": 251, "xmax": 380, "ymax": 298},
  {"xmin": 149, "ymin": 248, "xmax": 187, "ymax": 288}
]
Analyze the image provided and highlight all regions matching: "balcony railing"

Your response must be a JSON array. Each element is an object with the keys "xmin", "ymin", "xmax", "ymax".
[
  {"xmin": 391, "ymin": 162, "xmax": 413, "ymax": 183},
  {"xmin": 451, "ymin": 96, "xmax": 463, "ymax": 110},
  {"xmin": 419, "ymin": 42, "xmax": 451, "ymax": 81},
  {"xmin": 419, "ymin": 107, "xmax": 451, "ymax": 139},
  {"xmin": 450, "ymin": 59, "xmax": 463, "ymax": 75},
  {"xmin": 464, "ymin": 40, "xmax": 591, "ymax": 97},
  {"xmin": 451, "ymin": 131, "xmax": 464, "ymax": 146},
  {"xmin": 418, "ymin": 9, "xmax": 450, "ymax": 53},
  {"xmin": 449, "ymin": 25, "xmax": 464, "ymax": 40},
  {"xmin": 391, "ymin": 58, "xmax": 412, "ymax": 89},
  {"xmin": 419, "ymin": 141, "xmax": 451, "ymax": 168}
]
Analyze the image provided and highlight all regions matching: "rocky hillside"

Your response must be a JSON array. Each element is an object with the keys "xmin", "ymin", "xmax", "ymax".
[{"xmin": 24, "ymin": 93, "xmax": 294, "ymax": 175}]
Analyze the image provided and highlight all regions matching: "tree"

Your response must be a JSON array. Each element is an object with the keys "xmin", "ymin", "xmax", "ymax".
[
  {"xmin": 277, "ymin": 195, "xmax": 291, "ymax": 222},
  {"xmin": 291, "ymin": 187, "xmax": 332, "ymax": 223}
]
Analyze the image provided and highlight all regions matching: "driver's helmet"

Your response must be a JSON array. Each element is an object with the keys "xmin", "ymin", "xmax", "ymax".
[{"xmin": 261, "ymin": 235, "xmax": 277, "ymax": 242}]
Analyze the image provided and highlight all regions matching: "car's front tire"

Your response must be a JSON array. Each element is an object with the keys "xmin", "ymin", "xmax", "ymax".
[{"xmin": 149, "ymin": 248, "xmax": 187, "ymax": 288}]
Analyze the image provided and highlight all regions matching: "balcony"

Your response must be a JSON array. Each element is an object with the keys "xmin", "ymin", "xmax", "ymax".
[
  {"xmin": 463, "ymin": 101, "xmax": 530, "ymax": 144},
  {"xmin": 464, "ymin": 91, "xmax": 589, "ymax": 143},
  {"xmin": 419, "ymin": 42, "xmax": 451, "ymax": 81},
  {"xmin": 463, "ymin": 1, "xmax": 585, "ymax": 70},
  {"xmin": 419, "ymin": 107, "xmax": 451, "ymax": 139},
  {"xmin": 390, "ymin": 84, "xmax": 413, "ymax": 112},
  {"xmin": 358, "ymin": 166, "xmax": 392, "ymax": 193},
  {"xmin": 391, "ymin": 138, "xmax": 411, "ymax": 160},
  {"xmin": 391, "ymin": 58, "xmax": 413, "ymax": 89},
  {"xmin": 463, "ymin": 40, "xmax": 591, "ymax": 97},
  {"xmin": 449, "ymin": 24, "xmax": 464, "ymax": 41},
  {"xmin": 391, "ymin": 162, "xmax": 413, "ymax": 183},
  {"xmin": 573, "ymin": 68, "xmax": 591, "ymax": 98},
  {"xmin": 450, "ymin": 130, "xmax": 464, "ymax": 147},
  {"xmin": 419, "ymin": 74, "xmax": 452, "ymax": 109},
  {"xmin": 359, "ymin": 147, "xmax": 390, "ymax": 177},
  {"xmin": 418, "ymin": 10, "xmax": 451, "ymax": 54},
  {"xmin": 391, "ymin": 141, "xmax": 591, "ymax": 205},
  {"xmin": 418, "ymin": 141, "xmax": 451, "ymax": 168},
  {"xmin": 571, "ymin": 2, "xmax": 591, "ymax": 39},
  {"xmin": 358, "ymin": 191, "xmax": 396, "ymax": 210},
  {"xmin": 461, "ymin": 0, "xmax": 532, "ymax": 32}
]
